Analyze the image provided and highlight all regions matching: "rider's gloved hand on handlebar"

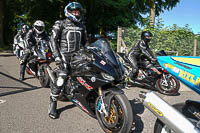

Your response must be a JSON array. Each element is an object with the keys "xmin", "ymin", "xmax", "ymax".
[{"xmin": 55, "ymin": 57, "xmax": 62, "ymax": 65}]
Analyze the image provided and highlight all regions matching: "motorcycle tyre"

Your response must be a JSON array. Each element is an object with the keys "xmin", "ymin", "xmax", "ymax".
[
  {"xmin": 95, "ymin": 93, "xmax": 133, "ymax": 133},
  {"xmin": 155, "ymin": 75, "xmax": 180, "ymax": 96},
  {"xmin": 38, "ymin": 63, "xmax": 50, "ymax": 88}
]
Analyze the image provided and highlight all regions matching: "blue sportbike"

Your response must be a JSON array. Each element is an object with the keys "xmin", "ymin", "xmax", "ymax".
[{"xmin": 139, "ymin": 56, "xmax": 200, "ymax": 133}]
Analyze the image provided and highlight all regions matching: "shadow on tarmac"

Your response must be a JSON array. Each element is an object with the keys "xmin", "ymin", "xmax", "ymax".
[
  {"xmin": 0, "ymin": 72, "xmax": 42, "ymax": 97},
  {"xmin": 129, "ymin": 98, "xmax": 145, "ymax": 133},
  {"xmin": 57, "ymin": 104, "xmax": 76, "ymax": 118},
  {"xmin": 0, "ymin": 54, "xmax": 15, "ymax": 57}
]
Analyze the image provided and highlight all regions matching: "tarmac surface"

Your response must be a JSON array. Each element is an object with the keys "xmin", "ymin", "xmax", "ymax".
[{"xmin": 0, "ymin": 52, "xmax": 199, "ymax": 133}]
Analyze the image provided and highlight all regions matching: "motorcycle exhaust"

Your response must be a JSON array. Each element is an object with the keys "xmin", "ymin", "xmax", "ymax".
[
  {"xmin": 46, "ymin": 66, "xmax": 56, "ymax": 83},
  {"xmin": 139, "ymin": 91, "xmax": 200, "ymax": 133}
]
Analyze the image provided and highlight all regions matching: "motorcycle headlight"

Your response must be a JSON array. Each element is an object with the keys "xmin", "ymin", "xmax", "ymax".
[{"xmin": 101, "ymin": 72, "xmax": 114, "ymax": 81}]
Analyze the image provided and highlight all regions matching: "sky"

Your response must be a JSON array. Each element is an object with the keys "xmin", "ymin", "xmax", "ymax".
[{"xmin": 158, "ymin": 0, "xmax": 200, "ymax": 34}]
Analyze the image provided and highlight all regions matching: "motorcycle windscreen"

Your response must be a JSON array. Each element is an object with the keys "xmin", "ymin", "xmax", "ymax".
[
  {"xmin": 90, "ymin": 40, "xmax": 118, "ymax": 64},
  {"xmin": 157, "ymin": 56, "xmax": 200, "ymax": 95},
  {"xmin": 90, "ymin": 39, "xmax": 124, "ymax": 79},
  {"xmin": 35, "ymin": 42, "xmax": 47, "ymax": 59}
]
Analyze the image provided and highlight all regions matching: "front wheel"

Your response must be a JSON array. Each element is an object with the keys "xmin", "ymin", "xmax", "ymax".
[
  {"xmin": 154, "ymin": 103, "xmax": 198, "ymax": 133},
  {"xmin": 38, "ymin": 63, "xmax": 50, "ymax": 87},
  {"xmin": 95, "ymin": 93, "xmax": 133, "ymax": 133},
  {"xmin": 155, "ymin": 74, "xmax": 180, "ymax": 95}
]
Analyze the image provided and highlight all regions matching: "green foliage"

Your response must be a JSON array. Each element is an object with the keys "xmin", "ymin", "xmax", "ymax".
[
  {"xmin": 4, "ymin": 0, "xmax": 63, "ymax": 45},
  {"xmin": 124, "ymin": 27, "xmax": 142, "ymax": 49},
  {"xmin": 110, "ymin": 39, "xmax": 117, "ymax": 51},
  {"xmin": 83, "ymin": 0, "xmax": 138, "ymax": 34},
  {"xmin": 124, "ymin": 19, "xmax": 196, "ymax": 56},
  {"xmin": 0, "ymin": 0, "xmax": 182, "ymax": 49}
]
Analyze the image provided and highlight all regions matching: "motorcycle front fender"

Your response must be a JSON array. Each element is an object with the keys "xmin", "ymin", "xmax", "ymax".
[
  {"xmin": 102, "ymin": 87, "xmax": 124, "ymax": 114},
  {"xmin": 106, "ymin": 87, "xmax": 124, "ymax": 95},
  {"xmin": 186, "ymin": 100, "xmax": 200, "ymax": 108}
]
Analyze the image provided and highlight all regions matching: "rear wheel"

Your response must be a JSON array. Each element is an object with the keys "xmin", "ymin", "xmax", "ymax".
[
  {"xmin": 95, "ymin": 93, "xmax": 133, "ymax": 133},
  {"xmin": 38, "ymin": 63, "xmax": 50, "ymax": 87},
  {"xmin": 156, "ymin": 74, "xmax": 180, "ymax": 95}
]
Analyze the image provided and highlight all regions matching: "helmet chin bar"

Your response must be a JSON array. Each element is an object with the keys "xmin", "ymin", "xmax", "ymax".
[{"xmin": 67, "ymin": 13, "xmax": 81, "ymax": 23}]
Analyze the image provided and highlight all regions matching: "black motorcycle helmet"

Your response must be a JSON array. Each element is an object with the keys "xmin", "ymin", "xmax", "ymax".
[{"xmin": 141, "ymin": 31, "xmax": 153, "ymax": 43}]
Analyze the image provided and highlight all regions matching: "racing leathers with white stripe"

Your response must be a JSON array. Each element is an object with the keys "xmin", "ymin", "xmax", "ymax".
[
  {"xmin": 51, "ymin": 19, "xmax": 87, "ymax": 58},
  {"xmin": 50, "ymin": 18, "xmax": 87, "ymax": 95}
]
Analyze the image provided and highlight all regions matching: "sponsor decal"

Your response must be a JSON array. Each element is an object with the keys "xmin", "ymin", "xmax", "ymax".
[
  {"xmin": 91, "ymin": 77, "xmax": 96, "ymax": 82},
  {"xmin": 77, "ymin": 77, "xmax": 93, "ymax": 90},
  {"xmin": 148, "ymin": 102, "xmax": 163, "ymax": 117},
  {"xmin": 72, "ymin": 99, "xmax": 90, "ymax": 114},
  {"xmin": 178, "ymin": 69, "xmax": 200, "ymax": 86},
  {"xmin": 163, "ymin": 63, "xmax": 180, "ymax": 73},
  {"xmin": 100, "ymin": 60, "xmax": 106, "ymax": 65},
  {"xmin": 164, "ymin": 63, "xmax": 200, "ymax": 86}
]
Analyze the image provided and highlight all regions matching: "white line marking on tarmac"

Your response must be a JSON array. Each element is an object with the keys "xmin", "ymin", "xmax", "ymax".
[{"xmin": 0, "ymin": 99, "xmax": 6, "ymax": 104}]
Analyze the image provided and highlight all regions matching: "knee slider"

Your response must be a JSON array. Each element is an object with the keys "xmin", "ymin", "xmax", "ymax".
[
  {"xmin": 56, "ymin": 76, "xmax": 64, "ymax": 87},
  {"xmin": 55, "ymin": 70, "xmax": 68, "ymax": 87}
]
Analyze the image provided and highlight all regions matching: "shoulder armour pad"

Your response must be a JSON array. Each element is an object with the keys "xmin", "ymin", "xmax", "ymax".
[{"xmin": 53, "ymin": 20, "xmax": 62, "ymax": 29}]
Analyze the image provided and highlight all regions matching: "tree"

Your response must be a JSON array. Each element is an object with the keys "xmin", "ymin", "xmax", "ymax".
[
  {"xmin": 0, "ymin": 0, "xmax": 5, "ymax": 46},
  {"xmin": 135, "ymin": 0, "xmax": 180, "ymax": 27},
  {"xmin": 149, "ymin": 0, "xmax": 156, "ymax": 27},
  {"xmin": 4, "ymin": 0, "xmax": 62, "ymax": 45}
]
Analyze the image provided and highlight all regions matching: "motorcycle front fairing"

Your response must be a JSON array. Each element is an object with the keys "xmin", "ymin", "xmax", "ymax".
[
  {"xmin": 34, "ymin": 41, "xmax": 50, "ymax": 61},
  {"xmin": 89, "ymin": 39, "xmax": 125, "ymax": 82},
  {"xmin": 68, "ymin": 40, "xmax": 125, "ymax": 117},
  {"xmin": 157, "ymin": 56, "xmax": 200, "ymax": 95},
  {"xmin": 70, "ymin": 39, "xmax": 125, "ymax": 92}
]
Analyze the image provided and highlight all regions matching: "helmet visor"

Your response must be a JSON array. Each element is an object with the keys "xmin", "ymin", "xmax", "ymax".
[
  {"xmin": 35, "ymin": 26, "xmax": 44, "ymax": 32},
  {"xmin": 145, "ymin": 36, "xmax": 151, "ymax": 39},
  {"xmin": 71, "ymin": 10, "xmax": 81, "ymax": 18}
]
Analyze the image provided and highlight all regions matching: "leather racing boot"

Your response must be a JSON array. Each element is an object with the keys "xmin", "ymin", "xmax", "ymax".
[
  {"xmin": 48, "ymin": 95, "xmax": 58, "ymax": 119},
  {"xmin": 19, "ymin": 64, "xmax": 25, "ymax": 81}
]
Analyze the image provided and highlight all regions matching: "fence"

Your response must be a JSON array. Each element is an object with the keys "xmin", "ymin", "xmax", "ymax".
[{"xmin": 117, "ymin": 27, "xmax": 200, "ymax": 56}]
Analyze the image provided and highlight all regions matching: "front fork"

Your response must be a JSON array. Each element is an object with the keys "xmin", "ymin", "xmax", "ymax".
[
  {"xmin": 97, "ymin": 87, "xmax": 109, "ymax": 117},
  {"xmin": 160, "ymin": 73, "xmax": 171, "ymax": 87}
]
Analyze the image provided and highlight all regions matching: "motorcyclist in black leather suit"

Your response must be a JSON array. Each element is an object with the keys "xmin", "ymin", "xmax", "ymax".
[
  {"xmin": 14, "ymin": 24, "xmax": 30, "ymax": 46},
  {"xmin": 19, "ymin": 20, "xmax": 49, "ymax": 80},
  {"xmin": 48, "ymin": 2, "xmax": 87, "ymax": 119},
  {"xmin": 128, "ymin": 31, "xmax": 157, "ymax": 79}
]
